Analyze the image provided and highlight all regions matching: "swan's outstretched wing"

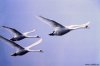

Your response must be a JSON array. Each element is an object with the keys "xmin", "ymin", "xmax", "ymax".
[
  {"xmin": 26, "ymin": 38, "xmax": 42, "ymax": 49},
  {"xmin": 2, "ymin": 26, "xmax": 22, "ymax": 37},
  {"xmin": 23, "ymin": 29, "xmax": 36, "ymax": 36},
  {"xmin": 36, "ymin": 16, "xmax": 64, "ymax": 28},
  {"xmin": 0, "ymin": 35, "xmax": 24, "ymax": 50}
]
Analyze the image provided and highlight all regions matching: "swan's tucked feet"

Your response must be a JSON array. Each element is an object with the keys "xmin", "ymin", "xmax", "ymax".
[
  {"xmin": 49, "ymin": 31, "xmax": 55, "ymax": 36},
  {"xmin": 10, "ymin": 38, "xmax": 15, "ymax": 41},
  {"xmin": 49, "ymin": 33, "xmax": 54, "ymax": 36},
  {"xmin": 11, "ymin": 53, "xmax": 17, "ymax": 56}
]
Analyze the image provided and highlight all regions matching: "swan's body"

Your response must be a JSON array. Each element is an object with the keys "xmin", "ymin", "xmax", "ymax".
[
  {"xmin": 49, "ymin": 27, "xmax": 71, "ymax": 36},
  {"xmin": 10, "ymin": 35, "xmax": 26, "ymax": 41},
  {"xmin": 36, "ymin": 16, "xmax": 90, "ymax": 36},
  {"xmin": 2, "ymin": 26, "xmax": 40, "ymax": 41},
  {"xmin": 12, "ymin": 49, "xmax": 29, "ymax": 56},
  {"xmin": 0, "ymin": 35, "xmax": 43, "ymax": 56}
]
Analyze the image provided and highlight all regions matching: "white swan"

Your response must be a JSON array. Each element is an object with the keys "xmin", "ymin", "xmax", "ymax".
[
  {"xmin": 0, "ymin": 35, "xmax": 43, "ymax": 56},
  {"xmin": 36, "ymin": 16, "xmax": 90, "ymax": 36},
  {"xmin": 2, "ymin": 26, "xmax": 40, "ymax": 41}
]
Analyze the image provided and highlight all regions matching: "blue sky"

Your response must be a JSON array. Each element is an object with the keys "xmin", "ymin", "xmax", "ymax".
[{"xmin": 0, "ymin": 0, "xmax": 100, "ymax": 66}]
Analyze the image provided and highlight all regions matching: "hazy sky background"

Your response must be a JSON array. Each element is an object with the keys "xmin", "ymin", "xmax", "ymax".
[{"xmin": 0, "ymin": 0, "xmax": 100, "ymax": 66}]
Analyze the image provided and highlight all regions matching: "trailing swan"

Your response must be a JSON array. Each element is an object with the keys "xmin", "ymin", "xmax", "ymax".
[
  {"xmin": 0, "ymin": 35, "xmax": 43, "ymax": 56},
  {"xmin": 2, "ymin": 26, "xmax": 40, "ymax": 41},
  {"xmin": 36, "ymin": 16, "xmax": 90, "ymax": 36}
]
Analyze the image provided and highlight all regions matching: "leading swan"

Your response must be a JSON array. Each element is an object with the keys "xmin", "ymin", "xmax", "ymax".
[
  {"xmin": 36, "ymin": 16, "xmax": 90, "ymax": 36},
  {"xmin": 0, "ymin": 35, "xmax": 43, "ymax": 56}
]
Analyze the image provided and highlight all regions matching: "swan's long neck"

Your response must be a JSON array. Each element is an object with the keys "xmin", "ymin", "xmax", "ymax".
[
  {"xmin": 26, "ymin": 35, "xmax": 39, "ymax": 38},
  {"xmin": 70, "ymin": 26, "xmax": 86, "ymax": 29},
  {"xmin": 66, "ymin": 22, "xmax": 90, "ymax": 30},
  {"xmin": 29, "ymin": 50, "xmax": 42, "ymax": 52}
]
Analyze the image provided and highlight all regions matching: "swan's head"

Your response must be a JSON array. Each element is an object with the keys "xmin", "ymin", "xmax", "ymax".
[
  {"xmin": 82, "ymin": 21, "xmax": 90, "ymax": 29},
  {"xmin": 39, "ymin": 50, "xmax": 43, "ymax": 52},
  {"xmin": 36, "ymin": 35, "xmax": 40, "ymax": 38},
  {"xmin": 85, "ymin": 25, "xmax": 89, "ymax": 28}
]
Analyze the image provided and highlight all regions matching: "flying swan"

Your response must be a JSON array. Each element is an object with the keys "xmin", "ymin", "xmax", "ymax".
[
  {"xmin": 0, "ymin": 35, "xmax": 43, "ymax": 56},
  {"xmin": 2, "ymin": 26, "xmax": 40, "ymax": 41},
  {"xmin": 36, "ymin": 16, "xmax": 90, "ymax": 36}
]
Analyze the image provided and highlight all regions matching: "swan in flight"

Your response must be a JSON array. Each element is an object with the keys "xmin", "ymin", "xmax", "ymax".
[
  {"xmin": 0, "ymin": 35, "xmax": 43, "ymax": 56},
  {"xmin": 36, "ymin": 16, "xmax": 90, "ymax": 36},
  {"xmin": 2, "ymin": 26, "xmax": 40, "ymax": 41}
]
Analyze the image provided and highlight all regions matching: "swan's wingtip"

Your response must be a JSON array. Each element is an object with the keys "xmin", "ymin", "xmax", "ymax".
[
  {"xmin": 35, "ymin": 15, "xmax": 42, "ymax": 18},
  {"xmin": 0, "ymin": 35, "xmax": 5, "ymax": 38},
  {"xmin": 2, "ymin": 26, "xmax": 6, "ymax": 28},
  {"xmin": 0, "ymin": 26, "xmax": 3, "ymax": 28},
  {"xmin": 2, "ymin": 26, "xmax": 9, "ymax": 28}
]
